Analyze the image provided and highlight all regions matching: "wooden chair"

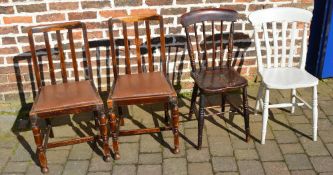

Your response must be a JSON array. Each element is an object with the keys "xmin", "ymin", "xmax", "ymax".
[
  {"xmin": 180, "ymin": 8, "xmax": 250, "ymax": 149},
  {"xmin": 249, "ymin": 7, "xmax": 318, "ymax": 144},
  {"xmin": 28, "ymin": 22, "xmax": 111, "ymax": 173},
  {"xmin": 107, "ymin": 14, "xmax": 180, "ymax": 159}
]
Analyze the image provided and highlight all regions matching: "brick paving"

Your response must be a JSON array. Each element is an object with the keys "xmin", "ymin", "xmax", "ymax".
[{"xmin": 1, "ymin": 80, "xmax": 333, "ymax": 175}]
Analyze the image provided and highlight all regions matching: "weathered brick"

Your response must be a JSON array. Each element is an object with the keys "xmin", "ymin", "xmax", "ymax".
[
  {"xmin": 36, "ymin": 13, "xmax": 65, "ymax": 22},
  {"xmin": 114, "ymin": 0, "xmax": 141, "ymax": 6},
  {"xmin": 2, "ymin": 37, "xmax": 16, "ymax": 45},
  {"xmin": 0, "ymin": 6, "xmax": 14, "ymax": 14},
  {"xmin": 99, "ymin": 10, "xmax": 127, "ymax": 18},
  {"xmin": 81, "ymin": 1, "xmax": 111, "ymax": 9},
  {"xmin": 0, "ymin": 26, "xmax": 19, "ymax": 35},
  {"xmin": 68, "ymin": 11, "xmax": 97, "ymax": 20},
  {"xmin": 16, "ymin": 4, "xmax": 47, "ymax": 13},
  {"xmin": 146, "ymin": 0, "xmax": 173, "ymax": 6},
  {"xmin": 161, "ymin": 8, "xmax": 187, "ymax": 15},
  {"xmin": 0, "ymin": 47, "xmax": 19, "ymax": 55},
  {"xmin": 176, "ymin": 0, "xmax": 202, "ymax": 4},
  {"xmin": 49, "ymin": 2, "xmax": 79, "ymax": 10},
  {"xmin": 130, "ymin": 9, "xmax": 157, "ymax": 16}
]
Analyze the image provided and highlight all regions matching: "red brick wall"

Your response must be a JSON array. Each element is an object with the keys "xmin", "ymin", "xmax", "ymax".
[{"xmin": 0, "ymin": 0, "xmax": 313, "ymax": 103}]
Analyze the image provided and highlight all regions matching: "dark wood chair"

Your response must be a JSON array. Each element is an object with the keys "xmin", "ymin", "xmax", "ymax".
[
  {"xmin": 107, "ymin": 14, "xmax": 180, "ymax": 159},
  {"xmin": 27, "ymin": 21, "xmax": 111, "ymax": 173},
  {"xmin": 180, "ymin": 8, "xmax": 250, "ymax": 149}
]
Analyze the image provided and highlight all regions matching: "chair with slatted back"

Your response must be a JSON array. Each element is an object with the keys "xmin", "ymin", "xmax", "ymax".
[
  {"xmin": 180, "ymin": 8, "xmax": 250, "ymax": 149},
  {"xmin": 28, "ymin": 21, "xmax": 111, "ymax": 173},
  {"xmin": 249, "ymin": 7, "xmax": 318, "ymax": 144},
  {"xmin": 107, "ymin": 14, "xmax": 180, "ymax": 159}
]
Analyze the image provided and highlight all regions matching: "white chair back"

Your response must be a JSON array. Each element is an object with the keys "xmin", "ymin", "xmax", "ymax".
[{"xmin": 249, "ymin": 7, "xmax": 313, "ymax": 73}]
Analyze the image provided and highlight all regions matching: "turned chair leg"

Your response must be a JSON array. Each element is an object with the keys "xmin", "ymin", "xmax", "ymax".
[
  {"xmin": 110, "ymin": 113, "xmax": 120, "ymax": 159},
  {"xmin": 221, "ymin": 93, "xmax": 226, "ymax": 117},
  {"xmin": 189, "ymin": 84, "xmax": 198, "ymax": 120},
  {"xmin": 171, "ymin": 99, "xmax": 180, "ymax": 154},
  {"xmin": 261, "ymin": 89, "xmax": 270, "ymax": 144},
  {"xmin": 197, "ymin": 93, "xmax": 205, "ymax": 150},
  {"xmin": 255, "ymin": 83, "xmax": 264, "ymax": 115},
  {"xmin": 242, "ymin": 87, "xmax": 250, "ymax": 142},
  {"xmin": 31, "ymin": 115, "xmax": 48, "ymax": 173},
  {"xmin": 164, "ymin": 103, "xmax": 170, "ymax": 123},
  {"xmin": 98, "ymin": 110, "xmax": 111, "ymax": 161},
  {"xmin": 45, "ymin": 118, "xmax": 54, "ymax": 138},
  {"xmin": 291, "ymin": 88, "xmax": 296, "ymax": 114},
  {"xmin": 312, "ymin": 85, "xmax": 318, "ymax": 141},
  {"xmin": 93, "ymin": 111, "xmax": 100, "ymax": 129},
  {"xmin": 118, "ymin": 107, "xmax": 125, "ymax": 126}
]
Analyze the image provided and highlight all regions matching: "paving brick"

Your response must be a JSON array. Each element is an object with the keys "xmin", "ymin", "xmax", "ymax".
[
  {"xmin": 119, "ymin": 135, "xmax": 140, "ymax": 143},
  {"xmin": 255, "ymin": 140, "xmax": 283, "ymax": 161},
  {"xmin": 290, "ymin": 170, "xmax": 317, "ymax": 175},
  {"xmin": 112, "ymin": 165, "xmax": 136, "ymax": 175},
  {"xmin": 186, "ymin": 148, "xmax": 210, "ymax": 162},
  {"xmin": 184, "ymin": 128, "xmax": 208, "ymax": 148},
  {"xmin": 2, "ymin": 161, "xmax": 29, "ymax": 173},
  {"xmin": 47, "ymin": 150, "xmax": 70, "ymax": 164},
  {"xmin": 319, "ymin": 100, "xmax": 333, "ymax": 116},
  {"xmin": 310, "ymin": 156, "xmax": 333, "ymax": 172},
  {"xmin": 285, "ymin": 154, "xmax": 312, "ymax": 170},
  {"xmin": 208, "ymin": 136, "xmax": 233, "ymax": 156},
  {"xmin": 237, "ymin": 160, "xmax": 265, "ymax": 175},
  {"xmin": 88, "ymin": 153, "xmax": 112, "ymax": 172},
  {"xmin": 137, "ymin": 165, "xmax": 162, "ymax": 175},
  {"xmin": 215, "ymin": 173, "xmax": 239, "ymax": 175},
  {"xmin": 139, "ymin": 153, "xmax": 162, "ymax": 164},
  {"xmin": 212, "ymin": 157, "xmax": 237, "ymax": 172},
  {"xmin": 116, "ymin": 143, "xmax": 139, "ymax": 164},
  {"xmin": 300, "ymin": 137, "xmax": 330, "ymax": 156},
  {"xmin": 63, "ymin": 160, "xmax": 89, "ymax": 175},
  {"xmin": 280, "ymin": 143, "xmax": 304, "ymax": 154},
  {"xmin": 0, "ymin": 148, "xmax": 12, "ymax": 170},
  {"xmin": 140, "ymin": 134, "xmax": 162, "ymax": 153},
  {"xmin": 188, "ymin": 162, "xmax": 214, "ymax": 175},
  {"xmin": 317, "ymin": 119, "xmax": 333, "ymax": 130},
  {"xmin": 163, "ymin": 158, "xmax": 187, "ymax": 175},
  {"xmin": 268, "ymin": 114, "xmax": 290, "ymax": 131},
  {"xmin": 162, "ymin": 137, "xmax": 185, "ymax": 158},
  {"xmin": 68, "ymin": 143, "xmax": 93, "ymax": 160},
  {"xmin": 263, "ymin": 162, "xmax": 290, "ymax": 175},
  {"xmin": 87, "ymin": 172, "xmax": 110, "ymax": 175},
  {"xmin": 273, "ymin": 130, "xmax": 298, "ymax": 144},
  {"xmin": 230, "ymin": 135, "xmax": 255, "ymax": 149},
  {"xmin": 26, "ymin": 164, "xmax": 63, "ymax": 175},
  {"xmin": 318, "ymin": 129, "xmax": 333, "ymax": 143},
  {"xmin": 235, "ymin": 149, "xmax": 259, "ymax": 160}
]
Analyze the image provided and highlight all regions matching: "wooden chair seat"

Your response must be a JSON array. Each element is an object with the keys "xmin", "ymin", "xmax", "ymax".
[
  {"xmin": 30, "ymin": 80, "xmax": 103, "ymax": 117},
  {"xmin": 191, "ymin": 67, "xmax": 248, "ymax": 93},
  {"xmin": 111, "ymin": 72, "xmax": 176, "ymax": 105}
]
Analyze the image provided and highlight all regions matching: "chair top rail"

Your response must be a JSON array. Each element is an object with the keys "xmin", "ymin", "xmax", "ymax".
[
  {"xmin": 110, "ymin": 14, "xmax": 161, "ymax": 23},
  {"xmin": 28, "ymin": 21, "xmax": 83, "ymax": 33}
]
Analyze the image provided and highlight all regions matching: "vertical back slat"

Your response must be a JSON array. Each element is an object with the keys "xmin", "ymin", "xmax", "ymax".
[
  {"xmin": 219, "ymin": 21, "xmax": 224, "ymax": 68},
  {"xmin": 300, "ymin": 23, "xmax": 308, "ymax": 69},
  {"xmin": 288, "ymin": 22, "xmax": 297, "ymax": 67},
  {"xmin": 159, "ymin": 17, "xmax": 167, "ymax": 75},
  {"xmin": 212, "ymin": 21, "xmax": 216, "ymax": 68},
  {"xmin": 272, "ymin": 21, "xmax": 279, "ymax": 67},
  {"xmin": 56, "ymin": 30, "xmax": 68, "ymax": 83},
  {"xmin": 262, "ymin": 23, "xmax": 272, "ymax": 68},
  {"xmin": 227, "ymin": 22, "xmax": 234, "ymax": 67},
  {"xmin": 254, "ymin": 26, "xmax": 264, "ymax": 73},
  {"xmin": 202, "ymin": 21, "xmax": 208, "ymax": 69},
  {"xmin": 108, "ymin": 20, "xmax": 118, "ymax": 79},
  {"xmin": 193, "ymin": 23, "xmax": 201, "ymax": 67},
  {"xmin": 122, "ymin": 22, "xmax": 131, "ymax": 74},
  {"xmin": 28, "ymin": 31, "xmax": 42, "ymax": 89},
  {"xmin": 145, "ymin": 20, "xmax": 153, "ymax": 72},
  {"xmin": 185, "ymin": 27, "xmax": 196, "ymax": 72},
  {"xmin": 68, "ymin": 29, "xmax": 79, "ymax": 81},
  {"xmin": 281, "ymin": 21, "xmax": 288, "ymax": 67},
  {"xmin": 134, "ymin": 21, "xmax": 142, "ymax": 73},
  {"xmin": 82, "ymin": 23, "xmax": 93, "ymax": 80},
  {"xmin": 43, "ymin": 32, "xmax": 56, "ymax": 84}
]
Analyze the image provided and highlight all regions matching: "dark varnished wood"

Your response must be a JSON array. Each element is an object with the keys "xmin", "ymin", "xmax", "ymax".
[
  {"xmin": 107, "ymin": 14, "xmax": 180, "ymax": 159},
  {"xmin": 180, "ymin": 8, "xmax": 250, "ymax": 149},
  {"xmin": 27, "ymin": 21, "xmax": 111, "ymax": 173}
]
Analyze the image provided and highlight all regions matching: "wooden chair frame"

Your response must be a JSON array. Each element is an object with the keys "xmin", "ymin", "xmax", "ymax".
[{"xmin": 28, "ymin": 21, "xmax": 111, "ymax": 173}]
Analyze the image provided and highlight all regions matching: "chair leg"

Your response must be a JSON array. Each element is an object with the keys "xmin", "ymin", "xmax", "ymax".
[
  {"xmin": 118, "ymin": 107, "xmax": 124, "ymax": 126},
  {"xmin": 291, "ymin": 88, "xmax": 296, "ymax": 114},
  {"xmin": 45, "ymin": 118, "xmax": 54, "ymax": 138},
  {"xmin": 110, "ymin": 113, "xmax": 120, "ymax": 159},
  {"xmin": 197, "ymin": 93, "xmax": 205, "ymax": 150},
  {"xmin": 98, "ymin": 110, "xmax": 111, "ymax": 161},
  {"xmin": 31, "ymin": 115, "xmax": 48, "ymax": 173},
  {"xmin": 261, "ymin": 89, "xmax": 270, "ymax": 144},
  {"xmin": 221, "ymin": 93, "xmax": 226, "ymax": 117},
  {"xmin": 242, "ymin": 87, "xmax": 250, "ymax": 142},
  {"xmin": 312, "ymin": 85, "xmax": 318, "ymax": 141},
  {"xmin": 189, "ymin": 84, "xmax": 198, "ymax": 120},
  {"xmin": 255, "ymin": 83, "xmax": 264, "ymax": 115},
  {"xmin": 171, "ymin": 99, "xmax": 180, "ymax": 154},
  {"xmin": 164, "ymin": 103, "xmax": 170, "ymax": 123},
  {"xmin": 93, "ymin": 111, "xmax": 99, "ymax": 129}
]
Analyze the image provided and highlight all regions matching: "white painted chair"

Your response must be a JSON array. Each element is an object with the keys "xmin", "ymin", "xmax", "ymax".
[{"xmin": 249, "ymin": 7, "xmax": 319, "ymax": 144}]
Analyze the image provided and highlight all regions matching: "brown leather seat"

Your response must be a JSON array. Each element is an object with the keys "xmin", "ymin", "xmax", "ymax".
[
  {"xmin": 30, "ymin": 80, "xmax": 103, "ymax": 116},
  {"xmin": 111, "ymin": 72, "xmax": 176, "ymax": 104},
  {"xmin": 191, "ymin": 68, "xmax": 248, "ymax": 93}
]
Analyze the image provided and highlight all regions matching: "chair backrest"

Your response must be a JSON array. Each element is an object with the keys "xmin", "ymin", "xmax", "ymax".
[
  {"xmin": 108, "ymin": 14, "xmax": 166, "ymax": 80},
  {"xmin": 249, "ymin": 7, "xmax": 313, "ymax": 73},
  {"xmin": 180, "ymin": 8, "xmax": 238, "ymax": 72},
  {"xmin": 28, "ymin": 21, "xmax": 93, "ymax": 90}
]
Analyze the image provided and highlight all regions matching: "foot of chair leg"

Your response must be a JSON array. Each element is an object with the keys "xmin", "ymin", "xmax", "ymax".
[
  {"xmin": 189, "ymin": 84, "xmax": 198, "ymax": 120},
  {"xmin": 41, "ymin": 167, "xmax": 49, "ymax": 174},
  {"xmin": 172, "ymin": 147, "xmax": 180, "ymax": 154},
  {"xmin": 171, "ymin": 98, "xmax": 180, "ymax": 154},
  {"xmin": 104, "ymin": 155, "xmax": 111, "ymax": 162},
  {"xmin": 197, "ymin": 93, "xmax": 205, "ymax": 150}
]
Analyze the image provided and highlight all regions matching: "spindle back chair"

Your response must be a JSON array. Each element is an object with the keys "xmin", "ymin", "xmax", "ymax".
[
  {"xmin": 181, "ymin": 8, "xmax": 250, "ymax": 149},
  {"xmin": 28, "ymin": 21, "xmax": 110, "ymax": 173},
  {"xmin": 249, "ymin": 7, "xmax": 318, "ymax": 144},
  {"xmin": 107, "ymin": 14, "xmax": 180, "ymax": 159}
]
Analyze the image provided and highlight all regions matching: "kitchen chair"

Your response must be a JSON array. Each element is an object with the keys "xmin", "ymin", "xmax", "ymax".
[
  {"xmin": 180, "ymin": 8, "xmax": 250, "ymax": 149},
  {"xmin": 249, "ymin": 7, "xmax": 318, "ymax": 144},
  {"xmin": 28, "ymin": 22, "xmax": 110, "ymax": 173},
  {"xmin": 107, "ymin": 14, "xmax": 180, "ymax": 159}
]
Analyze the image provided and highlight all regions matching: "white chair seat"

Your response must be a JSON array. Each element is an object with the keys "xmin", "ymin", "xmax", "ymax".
[{"xmin": 261, "ymin": 67, "xmax": 318, "ymax": 89}]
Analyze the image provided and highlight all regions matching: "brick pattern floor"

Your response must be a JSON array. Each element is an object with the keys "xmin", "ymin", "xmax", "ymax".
[{"xmin": 1, "ymin": 81, "xmax": 333, "ymax": 175}]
